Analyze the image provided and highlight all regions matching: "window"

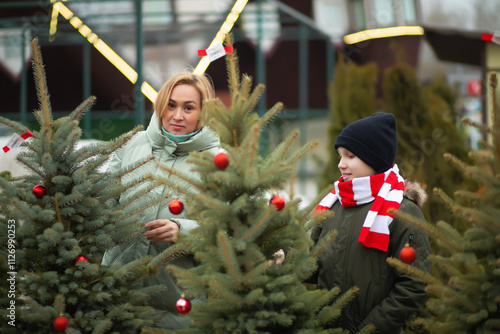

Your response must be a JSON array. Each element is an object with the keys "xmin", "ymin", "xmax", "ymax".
[
  {"xmin": 371, "ymin": 0, "xmax": 396, "ymax": 27},
  {"xmin": 401, "ymin": 0, "xmax": 418, "ymax": 24},
  {"xmin": 313, "ymin": 0, "xmax": 349, "ymax": 39}
]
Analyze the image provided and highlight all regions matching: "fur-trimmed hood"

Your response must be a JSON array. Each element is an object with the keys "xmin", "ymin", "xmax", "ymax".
[{"xmin": 404, "ymin": 180, "xmax": 428, "ymax": 209}]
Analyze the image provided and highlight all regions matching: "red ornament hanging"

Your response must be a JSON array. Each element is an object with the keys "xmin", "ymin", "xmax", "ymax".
[
  {"xmin": 53, "ymin": 316, "xmax": 70, "ymax": 332},
  {"xmin": 399, "ymin": 243, "xmax": 417, "ymax": 264},
  {"xmin": 214, "ymin": 152, "xmax": 230, "ymax": 170},
  {"xmin": 270, "ymin": 195, "xmax": 285, "ymax": 211},
  {"xmin": 176, "ymin": 295, "xmax": 192, "ymax": 314},
  {"xmin": 75, "ymin": 255, "xmax": 88, "ymax": 264},
  {"xmin": 32, "ymin": 185, "xmax": 47, "ymax": 199},
  {"xmin": 169, "ymin": 198, "xmax": 184, "ymax": 215}
]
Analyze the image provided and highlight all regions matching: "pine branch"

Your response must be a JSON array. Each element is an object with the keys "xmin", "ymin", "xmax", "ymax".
[
  {"xmin": 386, "ymin": 257, "xmax": 442, "ymax": 285},
  {"xmin": 311, "ymin": 229, "xmax": 338, "ymax": 258},
  {"xmin": 154, "ymin": 163, "xmax": 204, "ymax": 191},
  {"xmin": 217, "ymin": 231, "xmax": 242, "ymax": 283},
  {"xmin": 70, "ymin": 126, "xmax": 142, "ymax": 168},
  {"xmin": 54, "ymin": 294, "xmax": 65, "ymax": 316},
  {"xmin": 392, "ymin": 207, "xmax": 464, "ymax": 252},
  {"xmin": 149, "ymin": 243, "xmax": 190, "ymax": 271},
  {"xmin": 242, "ymin": 261, "xmax": 271, "ymax": 284},
  {"xmin": 23, "ymin": 297, "xmax": 52, "ymax": 321},
  {"xmin": 225, "ymin": 44, "xmax": 240, "ymax": 96},
  {"xmin": 208, "ymin": 277, "xmax": 243, "ymax": 305},
  {"xmin": 167, "ymin": 264, "xmax": 206, "ymax": 287},
  {"xmin": 444, "ymin": 153, "xmax": 498, "ymax": 186},
  {"xmin": 0, "ymin": 115, "xmax": 32, "ymax": 135},
  {"xmin": 317, "ymin": 286, "xmax": 358, "ymax": 325},
  {"xmin": 240, "ymin": 207, "xmax": 273, "ymax": 241},
  {"xmin": 121, "ymin": 194, "xmax": 166, "ymax": 221},
  {"xmin": 31, "ymin": 38, "xmax": 52, "ymax": 129},
  {"xmin": 16, "ymin": 154, "xmax": 45, "ymax": 178}
]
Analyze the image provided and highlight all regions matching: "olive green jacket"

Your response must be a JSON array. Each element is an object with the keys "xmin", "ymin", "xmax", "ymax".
[
  {"xmin": 310, "ymin": 181, "xmax": 432, "ymax": 333},
  {"xmin": 101, "ymin": 113, "xmax": 220, "ymax": 330}
]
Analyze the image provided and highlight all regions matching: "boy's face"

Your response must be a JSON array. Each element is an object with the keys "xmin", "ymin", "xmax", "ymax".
[{"xmin": 337, "ymin": 147, "xmax": 376, "ymax": 181}]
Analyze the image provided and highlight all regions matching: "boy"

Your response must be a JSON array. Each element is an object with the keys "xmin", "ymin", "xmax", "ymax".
[{"xmin": 312, "ymin": 112, "xmax": 431, "ymax": 333}]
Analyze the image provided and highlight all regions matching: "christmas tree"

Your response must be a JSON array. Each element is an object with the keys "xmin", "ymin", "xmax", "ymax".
[
  {"xmin": 383, "ymin": 55, "xmax": 474, "ymax": 227},
  {"xmin": 0, "ymin": 39, "xmax": 164, "ymax": 333},
  {"xmin": 321, "ymin": 46, "xmax": 473, "ymax": 226},
  {"xmin": 387, "ymin": 72, "xmax": 500, "ymax": 333},
  {"xmin": 143, "ymin": 40, "xmax": 369, "ymax": 333}
]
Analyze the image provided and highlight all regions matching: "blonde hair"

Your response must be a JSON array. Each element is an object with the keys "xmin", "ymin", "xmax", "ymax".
[{"xmin": 155, "ymin": 72, "xmax": 215, "ymax": 129}]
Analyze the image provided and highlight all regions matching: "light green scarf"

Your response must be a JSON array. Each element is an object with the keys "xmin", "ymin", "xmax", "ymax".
[{"xmin": 161, "ymin": 125, "xmax": 201, "ymax": 143}]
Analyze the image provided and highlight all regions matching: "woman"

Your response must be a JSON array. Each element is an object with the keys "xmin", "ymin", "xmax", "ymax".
[
  {"xmin": 311, "ymin": 113, "xmax": 432, "ymax": 333},
  {"xmin": 101, "ymin": 72, "xmax": 220, "ymax": 329}
]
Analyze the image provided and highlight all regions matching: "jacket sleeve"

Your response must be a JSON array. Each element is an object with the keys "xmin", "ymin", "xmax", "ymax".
[
  {"xmin": 170, "ymin": 218, "xmax": 199, "ymax": 235},
  {"xmin": 358, "ymin": 202, "xmax": 432, "ymax": 333}
]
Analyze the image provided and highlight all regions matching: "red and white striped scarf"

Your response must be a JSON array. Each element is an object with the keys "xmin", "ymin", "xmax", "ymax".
[{"xmin": 316, "ymin": 164, "xmax": 405, "ymax": 252}]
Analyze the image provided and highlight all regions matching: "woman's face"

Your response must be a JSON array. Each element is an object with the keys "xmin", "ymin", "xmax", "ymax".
[
  {"xmin": 161, "ymin": 84, "xmax": 201, "ymax": 135},
  {"xmin": 337, "ymin": 147, "xmax": 376, "ymax": 181}
]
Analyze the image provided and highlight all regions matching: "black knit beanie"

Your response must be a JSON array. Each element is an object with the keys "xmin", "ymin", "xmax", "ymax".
[{"xmin": 335, "ymin": 112, "xmax": 397, "ymax": 174}]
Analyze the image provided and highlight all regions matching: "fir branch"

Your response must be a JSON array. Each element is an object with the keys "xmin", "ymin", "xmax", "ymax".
[
  {"xmin": 92, "ymin": 318, "xmax": 113, "ymax": 334},
  {"xmin": 154, "ymin": 163, "xmax": 204, "ymax": 191},
  {"xmin": 461, "ymin": 207, "xmax": 500, "ymax": 233},
  {"xmin": 240, "ymin": 207, "xmax": 272, "ymax": 241},
  {"xmin": 120, "ymin": 182, "xmax": 163, "ymax": 209},
  {"xmin": 115, "ymin": 155, "xmax": 155, "ymax": 180},
  {"xmin": 217, "ymin": 231, "xmax": 242, "ymax": 283},
  {"xmin": 70, "ymin": 126, "xmax": 142, "ymax": 167},
  {"xmin": 0, "ymin": 115, "xmax": 32, "ymax": 135},
  {"xmin": 257, "ymin": 101, "xmax": 283, "ymax": 132},
  {"xmin": 149, "ymin": 243, "xmax": 190, "ymax": 271},
  {"xmin": 311, "ymin": 229, "xmax": 338, "ymax": 258},
  {"xmin": 23, "ymin": 297, "xmax": 51, "ymax": 321},
  {"xmin": 287, "ymin": 140, "xmax": 319, "ymax": 166},
  {"xmin": 393, "ymin": 208, "xmax": 464, "ymax": 252},
  {"xmin": 54, "ymin": 294, "xmax": 65, "ymax": 316},
  {"xmin": 31, "ymin": 38, "xmax": 52, "ymax": 129},
  {"xmin": 16, "ymin": 154, "xmax": 45, "ymax": 178},
  {"xmin": 208, "ymin": 277, "xmax": 243, "ymax": 305},
  {"xmin": 386, "ymin": 257, "xmax": 442, "ymax": 285},
  {"xmin": 240, "ymin": 82, "xmax": 265, "ymax": 120},
  {"xmin": 168, "ymin": 264, "xmax": 206, "ymax": 287},
  {"xmin": 120, "ymin": 194, "xmax": 166, "ymax": 221},
  {"xmin": 54, "ymin": 196, "xmax": 64, "ymax": 228},
  {"xmin": 226, "ymin": 45, "xmax": 240, "ymax": 96},
  {"xmin": 242, "ymin": 261, "xmax": 271, "ymax": 284},
  {"xmin": 148, "ymin": 174, "xmax": 231, "ymax": 215},
  {"xmin": 317, "ymin": 286, "xmax": 358, "ymax": 325},
  {"xmin": 68, "ymin": 96, "xmax": 97, "ymax": 123}
]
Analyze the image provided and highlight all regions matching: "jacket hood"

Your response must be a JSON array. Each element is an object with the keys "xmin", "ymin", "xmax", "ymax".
[
  {"xmin": 404, "ymin": 180, "xmax": 427, "ymax": 209},
  {"xmin": 146, "ymin": 112, "xmax": 219, "ymax": 155}
]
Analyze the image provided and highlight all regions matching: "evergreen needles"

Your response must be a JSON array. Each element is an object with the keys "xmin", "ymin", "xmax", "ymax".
[{"xmin": 0, "ymin": 38, "xmax": 162, "ymax": 333}]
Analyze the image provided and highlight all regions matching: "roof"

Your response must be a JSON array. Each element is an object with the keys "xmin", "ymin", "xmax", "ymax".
[{"xmin": 423, "ymin": 25, "xmax": 486, "ymax": 66}]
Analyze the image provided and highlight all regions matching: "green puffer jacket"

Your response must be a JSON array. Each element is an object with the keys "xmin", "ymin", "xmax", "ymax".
[
  {"xmin": 101, "ymin": 113, "xmax": 220, "ymax": 330},
  {"xmin": 310, "ymin": 181, "xmax": 432, "ymax": 333}
]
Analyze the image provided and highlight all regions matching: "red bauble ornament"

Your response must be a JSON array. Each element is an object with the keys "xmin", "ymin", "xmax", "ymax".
[
  {"xmin": 214, "ymin": 152, "xmax": 230, "ymax": 170},
  {"xmin": 270, "ymin": 195, "xmax": 285, "ymax": 211},
  {"xmin": 399, "ymin": 243, "xmax": 417, "ymax": 264},
  {"xmin": 176, "ymin": 296, "xmax": 192, "ymax": 314},
  {"xmin": 169, "ymin": 198, "xmax": 184, "ymax": 215},
  {"xmin": 53, "ymin": 316, "xmax": 70, "ymax": 332},
  {"xmin": 33, "ymin": 185, "xmax": 47, "ymax": 199},
  {"xmin": 75, "ymin": 255, "xmax": 88, "ymax": 264}
]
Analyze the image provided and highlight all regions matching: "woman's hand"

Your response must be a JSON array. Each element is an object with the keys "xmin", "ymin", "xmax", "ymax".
[{"xmin": 144, "ymin": 219, "xmax": 180, "ymax": 243}]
